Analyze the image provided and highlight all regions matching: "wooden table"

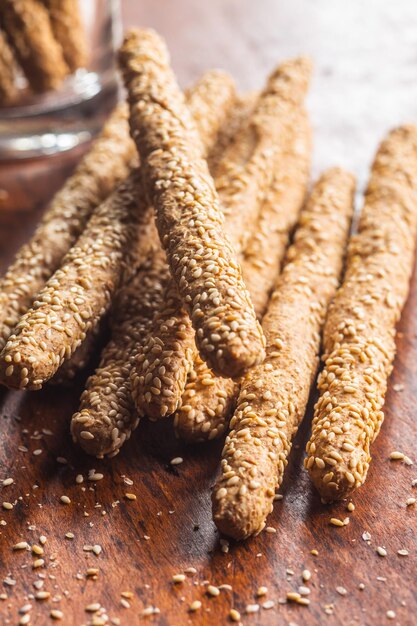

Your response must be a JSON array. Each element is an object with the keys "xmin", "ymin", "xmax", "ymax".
[{"xmin": 0, "ymin": 1, "xmax": 416, "ymax": 625}]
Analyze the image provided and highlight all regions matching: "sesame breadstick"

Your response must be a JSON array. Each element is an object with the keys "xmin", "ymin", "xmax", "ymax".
[
  {"xmin": 175, "ymin": 111, "xmax": 312, "ymax": 442},
  {"xmin": 213, "ymin": 168, "xmax": 355, "ymax": 539},
  {"xmin": 306, "ymin": 125, "xmax": 417, "ymax": 502},
  {"xmin": 71, "ymin": 246, "xmax": 167, "ymax": 457},
  {"xmin": 0, "ymin": 104, "xmax": 135, "ymax": 351},
  {"xmin": 0, "ymin": 29, "xmax": 18, "ymax": 106},
  {"xmin": 0, "ymin": 170, "xmax": 149, "ymax": 390},
  {"xmin": 119, "ymin": 28, "xmax": 266, "ymax": 378},
  {"xmin": 71, "ymin": 71, "xmax": 238, "ymax": 457},
  {"xmin": 42, "ymin": 0, "xmax": 87, "ymax": 71},
  {"xmin": 0, "ymin": 0, "xmax": 69, "ymax": 92},
  {"xmin": 130, "ymin": 56, "xmax": 312, "ymax": 419}
]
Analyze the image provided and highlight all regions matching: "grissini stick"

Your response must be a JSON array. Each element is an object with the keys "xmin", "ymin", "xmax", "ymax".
[
  {"xmin": 119, "ymin": 28, "xmax": 266, "ymax": 379},
  {"xmin": 0, "ymin": 171, "xmax": 149, "ymax": 390},
  {"xmin": 175, "ymin": 110, "xmax": 312, "ymax": 442},
  {"xmin": 0, "ymin": 104, "xmax": 135, "ymax": 351},
  {"xmin": 42, "ymin": 0, "xmax": 87, "ymax": 71},
  {"xmin": 306, "ymin": 125, "xmax": 417, "ymax": 502},
  {"xmin": 129, "ymin": 53, "xmax": 312, "ymax": 418},
  {"xmin": 0, "ymin": 29, "xmax": 19, "ymax": 105},
  {"xmin": 71, "ymin": 71, "xmax": 237, "ymax": 457},
  {"xmin": 56, "ymin": 71, "xmax": 236, "ymax": 391},
  {"xmin": 0, "ymin": 0, "xmax": 68, "ymax": 92},
  {"xmin": 213, "ymin": 168, "xmax": 355, "ymax": 539}
]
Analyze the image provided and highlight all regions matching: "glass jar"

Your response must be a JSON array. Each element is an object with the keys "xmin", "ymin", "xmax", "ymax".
[{"xmin": 0, "ymin": 0, "xmax": 121, "ymax": 160}]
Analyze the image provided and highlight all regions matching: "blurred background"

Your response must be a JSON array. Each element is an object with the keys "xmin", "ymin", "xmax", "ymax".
[
  {"xmin": 1, "ymin": 0, "xmax": 417, "ymax": 211},
  {"xmin": 124, "ymin": 0, "xmax": 417, "ymax": 187}
]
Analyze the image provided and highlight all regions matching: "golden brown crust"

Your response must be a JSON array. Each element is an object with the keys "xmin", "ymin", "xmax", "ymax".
[
  {"xmin": 0, "ymin": 0, "xmax": 69, "ymax": 92},
  {"xmin": 130, "ymin": 96, "xmax": 252, "ymax": 421},
  {"xmin": 0, "ymin": 29, "xmax": 19, "ymax": 105},
  {"xmin": 71, "ymin": 71, "xmax": 238, "ymax": 454},
  {"xmin": 306, "ymin": 126, "xmax": 417, "ymax": 501},
  {"xmin": 0, "ymin": 171, "xmax": 150, "ymax": 390},
  {"xmin": 175, "ymin": 111, "xmax": 312, "ymax": 442},
  {"xmin": 212, "ymin": 168, "xmax": 355, "ymax": 539},
  {"xmin": 119, "ymin": 28, "xmax": 265, "ymax": 379},
  {"xmin": 42, "ymin": 0, "xmax": 88, "ymax": 71},
  {"xmin": 0, "ymin": 104, "xmax": 135, "ymax": 351},
  {"xmin": 130, "ymin": 55, "xmax": 312, "ymax": 419}
]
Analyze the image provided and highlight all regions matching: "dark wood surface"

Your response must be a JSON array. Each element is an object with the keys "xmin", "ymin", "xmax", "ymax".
[{"xmin": 0, "ymin": 1, "xmax": 416, "ymax": 625}]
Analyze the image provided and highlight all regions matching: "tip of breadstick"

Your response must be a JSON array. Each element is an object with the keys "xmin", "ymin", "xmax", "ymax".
[
  {"xmin": 266, "ymin": 55, "xmax": 313, "ymax": 90},
  {"xmin": 212, "ymin": 489, "xmax": 269, "ymax": 540},
  {"xmin": 70, "ymin": 411, "xmax": 118, "ymax": 457},
  {"xmin": 308, "ymin": 459, "xmax": 366, "ymax": 502},
  {"xmin": 119, "ymin": 27, "xmax": 169, "ymax": 67}
]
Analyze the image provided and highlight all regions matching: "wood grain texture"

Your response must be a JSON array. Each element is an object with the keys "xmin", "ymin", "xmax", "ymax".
[{"xmin": 0, "ymin": 1, "xmax": 416, "ymax": 625}]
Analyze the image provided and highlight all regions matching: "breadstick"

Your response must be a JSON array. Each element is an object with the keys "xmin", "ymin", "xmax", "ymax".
[
  {"xmin": 131, "ymin": 95, "xmax": 256, "ymax": 421},
  {"xmin": 306, "ymin": 125, "xmax": 417, "ymax": 502},
  {"xmin": 71, "ymin": 71, "xmax": 238, "ymax": 456},
  {"xmin": 0, "ymin": 104, "xmax": 135, "ymax": 351},
  {"xmin": 212, "ymin": 168, "xmax": 355, "ymax": 539},
  {"xmin": 0, "ymin": 29, "xmax": 18, "ymax": 106},
  {"xmin": 0, "ymin": 0, "xmax": 68, "ymax": 92},
  {"xmin": 42, "ymin": 0, "xmax": 87, "ymax": 71},
  {"xmin": 119, "ymin": 28, "xmax": 265, "ymax": 378},
  {"xmin": 130, "ymin": 56, "xmax": 312, "ymax": 418},
  {"xmin": 175, "ymin": 110, "xmax": 312, "ymax": 442},
  {"xmin": 71, "ymin": 246, "xmax": 167, "ymax": 457},
  {"xmin": 0, "ymin": 170, "xmax": 149, "ymax": 390}
]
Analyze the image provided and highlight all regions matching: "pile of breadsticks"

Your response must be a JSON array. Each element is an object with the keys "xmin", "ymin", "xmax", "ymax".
[
  {"xmin": 0, "ymin": 0, "xmax": 87, "ymax": 105},
  {"xmin": 1, "ymin": 28, "xmax": 417, "ymax": 540}
]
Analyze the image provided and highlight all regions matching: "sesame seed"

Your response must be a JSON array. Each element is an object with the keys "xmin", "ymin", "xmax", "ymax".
[
  {"xmin": 32, "ymin": 544, "xmax": 44, "ymax": 555},
  {"xmin": 245, "ymin": 604, "xmax": 260, "ymax": 613},
  {"xmin": 229, "ymin": 608, "xmax": 241, "ymax": 621},
  {"xmin": 85, "ymin": 603, "xmax": 101, "ymax": 612},
  {"xmin": 302, "ymin": 569, "xmax": 311, "ymax": 582},
  {"xmin": 406, "ymin": 497, "xmax": 416, "ymax": 506},
  {"xmin": 376, "ymin": 546, "xmax": 387, "ymax": 557},
  {"xmin": 330, "ymin": 517, "xmax": 345, "ymax": 527},
  {"xmin": 125, "ymin": 493, "xmax": 137, "ymax": 501},
  {"xmin": 35, "ymin": 591, "xmax": 50, "ymax": 600},
  {"xmin": 347, "ymin": 502, "xmax": 355, "ymax": 512},
  {"xmin": 170, "ymin": 457, "xmax": 183, "ymax": 465},
  {"xmin": 86, "ymin": 568, "xmax": 99, "ymax": 577},
  {"xmin": 207, "ymin": 585, "xmax": 220, "ymax": 597},
  {"xmin": 32, "ymin": 558, "xmax": 45, "ymax": 568},
  {"xmin": 2, "ymin": 502, "xmax": 13, "ymax": 510},
  {"xmin": 75, "ymin": 474, "xmax": 84, "ymax": 484},
  {"xmin": 387, "ymin": 610, "xmax": 396, "ymax": 619},
  {"xmin": 19, "ymin": 615, "xmax": 31, "ymax": 625},
  {"xmin": 256, "ymin": 586, "xmax": 268, "ymax": 597},
  {"xmin": 141, "ymin": 606, "xmax": 160, "ymax": 617},
  {"xmin": 60, "ymin": 495, "xmax": 71, "ymax": 504},
  {"xmin": 172, "ymin": 574, "xmax": 186, "ymax": 583},
  {"xmin": 65, "ymin": 533, "xmax": 75, "ymax": 540},
  {"xmin": 50, "ymin": 609, "xmax": 64, "ymax": 620},
  {"xmin": 398, "ymin": 549, "xmax": 409, "ymax": 556},
  {"xmin": 2, "ymin": 478, "xmax": 13, "ymax": 486},
  {"xmin": 336, "ymin": 586, "xmax": 347, "ymax": 596},
  {"xmin": 13, "ymin": 541, "xmax": 29, "ymax": 551},
  {"xmin": 389, "ymin": 451, "xmax": 405, "ymax": 460},
  {"xmin": 189, "ymin": 600, "xmax": 202, "ymax": 612},
  {"xmin": 260, "ymin": 599, "xmax": 274, "ymax": 611}
]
